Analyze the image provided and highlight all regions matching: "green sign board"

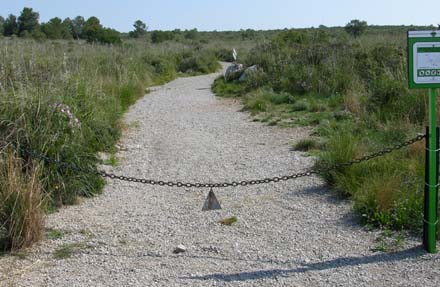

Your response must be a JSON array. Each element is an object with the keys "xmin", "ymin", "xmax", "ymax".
[
  {"xmin": 408, "ymin": 30, "xmax": 440, "ymax": 253},
  {"xmin": 408, "ymin": 30, "xmax": 440, "ymax": 89}
]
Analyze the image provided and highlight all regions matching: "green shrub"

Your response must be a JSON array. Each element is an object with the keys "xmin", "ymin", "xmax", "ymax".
[
  {"xmin": 350, "ymin": 151, "xmax": 425, "ymax": 231},
  {"xmin": 151, "ymin": 30, "xmax": 175, "ymax": 43},
  {"xmin": 368, "ymin": 73, "xmax": 406, "ymax": 113},
  {"xmin": 292, "ymin": 100, "xmax": 308, "ymax": 112},
  {"xmin": 242, "ymin": 88, "xmax": 294, "ymax": 114},
  {"xmin": 215, "ymin": 48, "xmax": 235, "ymax": 62},
  {"xmin": 270, "ymin": 93, "xmax": 294, "ymax": 105},
  {"xmin": 141, "ymin": 53, "xmax": 179, "ymax": 84},
  {"xmin": 273, "ymin": 29, "xmax": 310, "ymax": 46},
  {"xmin": 317, "ymin": 128, "xmax": 361, "ymax": 191},
  {"xmin": 99, "ymin": 28, "xmax": 122, "ymax": 44},
  {"xmin": 316, "ymin": 123, "xmax": 431, "ymax": 233},
  {"xmin": 119, "ymin": 81, "xmax": 143, "ymax": 111},
  {"xmin": 244, "ymin": 90, "xmax": 271, "ymax": 113},
  {"xmin": 212, "ymin": 77, "xmax": 248, "ymax": 98},
  {"xmin": 177, "ymin": 52, "xmax": 220, "ymax": 74}
]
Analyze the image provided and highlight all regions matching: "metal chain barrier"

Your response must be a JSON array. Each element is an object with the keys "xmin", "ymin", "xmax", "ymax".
[{"xmin": 14, "ymin": 133, "xmax": 426, "ymax": 189}]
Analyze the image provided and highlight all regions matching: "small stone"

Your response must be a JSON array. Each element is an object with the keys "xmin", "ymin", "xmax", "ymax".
[{"xmin": 173, "ymin": 244, "xmax": 187, "ymax": 254}]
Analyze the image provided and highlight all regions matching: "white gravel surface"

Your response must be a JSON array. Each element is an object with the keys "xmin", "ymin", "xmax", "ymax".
[{"xmin": 1, "ymin": 63, "xmax": 439, "ymax": 287}]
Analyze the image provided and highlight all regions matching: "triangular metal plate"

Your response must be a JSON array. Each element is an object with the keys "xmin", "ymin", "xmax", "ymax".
[{"xmin": 202, "ymin": 190, "xmax": 222, "ymax": 211}]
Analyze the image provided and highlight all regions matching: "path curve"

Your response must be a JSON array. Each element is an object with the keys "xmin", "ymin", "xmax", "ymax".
[{"xmin": 1, "ymin": 64, "xmax": 439, "ymax": 287}]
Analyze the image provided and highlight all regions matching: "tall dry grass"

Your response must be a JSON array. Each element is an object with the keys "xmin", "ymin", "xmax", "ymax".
[{"xmin": 0, "ymin": 148, "xmax": 44, "ymax": 251}]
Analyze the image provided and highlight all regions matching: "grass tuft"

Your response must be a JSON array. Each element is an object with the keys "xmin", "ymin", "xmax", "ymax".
[
  {"xmin": 53, "ymin": 242, "xmax": 90, "ymax": 260},
  {"xmin": 103, "ymin": 153, "xmax": 119, "ymax": 167},
  {"xmin": 45, "ymin": 228, "xmax": 65, "ymax": 240},
  {"xmin": 0, "ymin": 150, "xmax": 44, "ymax": 251},
  {"xmin": 293, "ymin": 139, "xmax": 320, "ymax": 151}
]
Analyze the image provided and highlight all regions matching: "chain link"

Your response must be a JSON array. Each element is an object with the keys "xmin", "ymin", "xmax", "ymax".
[{"xmin": 14, "ymin": 134, "xmax": 426, "ymax": 189}]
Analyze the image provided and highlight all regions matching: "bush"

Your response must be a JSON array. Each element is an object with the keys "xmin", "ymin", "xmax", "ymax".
[
  {"xmin": 244, "ymin": 91, "xmax": 270, "ymax": 113},
  {"xmin": 151, "ymin": 30, "xmax": 175, "ymax": 43},
  {"xmin": 243, "ymin": 88, "xmax": 295, "ymax": 114},
  {"xmin": 99, "ymin": 28, "xmax": 122, "ymax": 44},
  {"xmin": 268, "ymin": 92, "xmax": 294, "ymax": 105},
  {"xmin": 119, "ymin": 81, "xmax": 143, "ymax": 111},
  {"xmin": 367, "ymin": 73, "xmax": 407, "ymax": 119},
  {"xmin": 317, "ymin": 128, "xmax": 362, "ymax": 191},
  {"xmin": 292, "ymin": 100, "xmax": 308, "ymax": 112},
  {"xmin": 177, "ymin": 52, "xmax": 219, "ymax": 74},
  {"xmin": 212, "ymin": 77, "xmax": 248, "ymax": 98},
  {"xmin": 273, "ymin": 29, "xmax": 310, "ymax": 46},
  {"xmin": 142, "ymin": 54, "xmax": 177, "ymax": 83},
  {"xmin": 215, "ymin": 48, "xmax": 235, "ymax": 62},
  {"xmin": 345, "ymin": 20, "xmax": 368, "ymax": 38},
  {"xmin": 316, "ymin": 123, "xmax": 431, "ymax": 232}
]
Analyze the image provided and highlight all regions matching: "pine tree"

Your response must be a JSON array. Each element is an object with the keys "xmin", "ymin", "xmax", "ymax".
[{"xmin": 17, "ymin": 7, "xmax": 39, "ymax": 36}]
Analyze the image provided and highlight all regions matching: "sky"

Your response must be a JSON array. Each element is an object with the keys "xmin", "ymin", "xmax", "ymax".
[{"xmin": 1, "ymin": 0, "xmax": 440, "ymax": 32}]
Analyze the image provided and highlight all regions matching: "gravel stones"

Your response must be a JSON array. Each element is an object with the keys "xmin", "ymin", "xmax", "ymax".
[{"xmin": 1, "ymin": 63, "xmax": 439, "ymax": 287}]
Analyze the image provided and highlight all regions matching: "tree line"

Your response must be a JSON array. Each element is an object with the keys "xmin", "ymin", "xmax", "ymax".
[
  {"xmin": 0, "ymin": 7, "xmax": 373, "ymax": 45},
  {"xmin": 0, "ymin": 7, "xmax": 148, "ymax": 44}
]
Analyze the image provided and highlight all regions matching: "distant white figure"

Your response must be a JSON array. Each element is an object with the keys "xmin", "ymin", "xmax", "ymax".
[{"xmin": 233, "ymin": 48, "xmax": 237, "ymax": 62}]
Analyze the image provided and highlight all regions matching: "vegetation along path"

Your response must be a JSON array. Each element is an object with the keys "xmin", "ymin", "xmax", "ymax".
[{"xmin": 1, "ymin": 64, "xmax": 439, "ymax": 287}]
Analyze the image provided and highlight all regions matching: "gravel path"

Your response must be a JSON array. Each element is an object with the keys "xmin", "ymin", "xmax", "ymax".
[{"xmin": 1, "ymin": 64, "xmax": 439, "ymax": 287}]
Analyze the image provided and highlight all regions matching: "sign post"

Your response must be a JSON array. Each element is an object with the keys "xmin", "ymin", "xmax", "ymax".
[
  {"xmin": 408, "ymin": 30, "xmax": 440, "ymax": 253},
  {"xmin": 232, "ymin": 48, "xmax": 238, "ymax": 63}
]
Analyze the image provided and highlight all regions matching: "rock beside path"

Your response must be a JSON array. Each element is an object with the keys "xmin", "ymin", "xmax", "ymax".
[
  {"xmin": 239, "ymin": 64, "xmax": 260, "ymax": 82},
  {"xmin": 224, "ymin": 63, "xmax": 244, "ymax": 81}
]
